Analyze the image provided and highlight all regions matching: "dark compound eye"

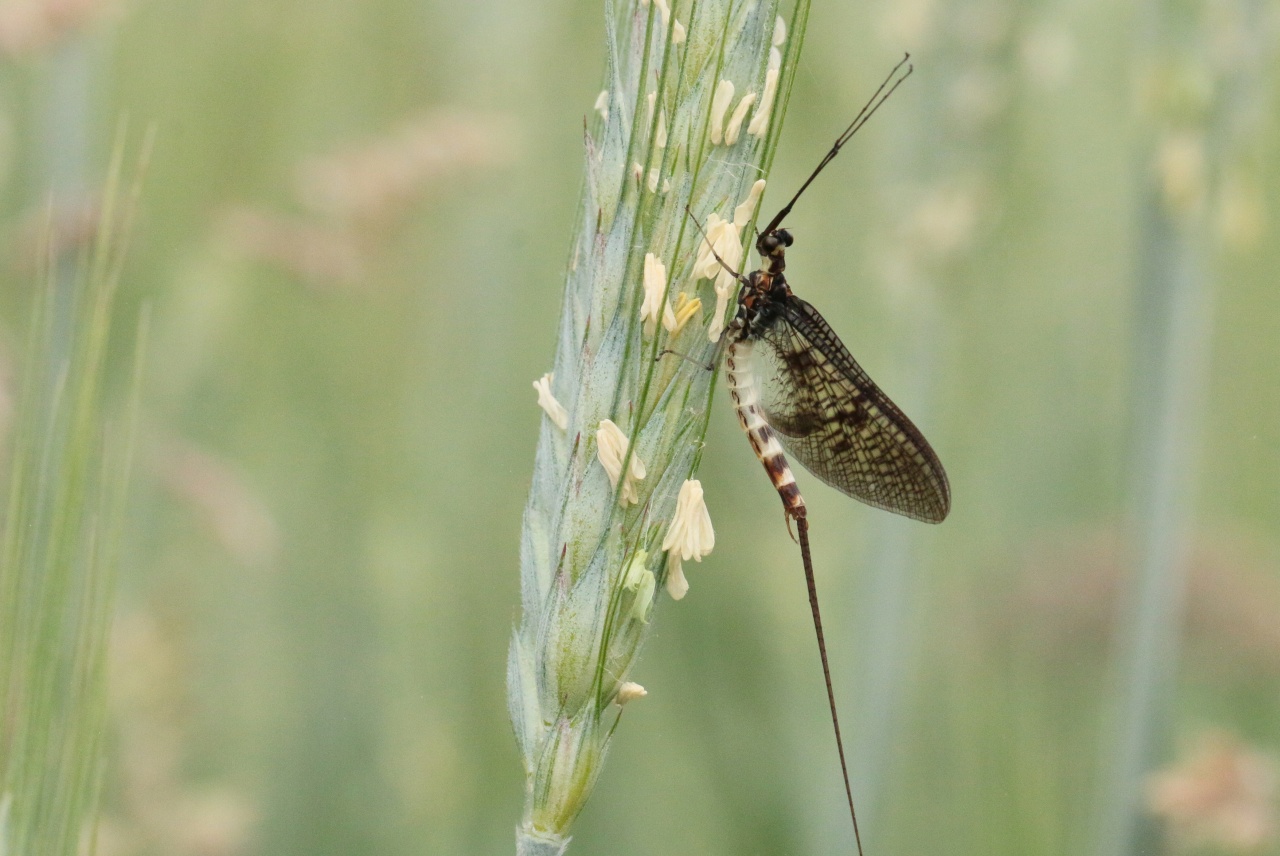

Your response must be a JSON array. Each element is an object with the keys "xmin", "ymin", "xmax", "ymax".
[
  {"xmin": 776, "ymin": 229, "xmax": 793, "ymax": 247},
  {"xmin": 760, "ymin": 234, "xmax": 779, "ymax": 252}
]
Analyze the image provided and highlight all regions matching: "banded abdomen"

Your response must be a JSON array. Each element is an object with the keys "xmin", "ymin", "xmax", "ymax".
[{"xmin": 725, "ymin": 337, "xmax": 807, "ymax": 519}]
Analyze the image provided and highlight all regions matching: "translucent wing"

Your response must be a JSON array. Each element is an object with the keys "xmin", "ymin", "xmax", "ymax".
[{"xmin": 753, "ymin": 296, "xmax": 950, "ymax": 523}]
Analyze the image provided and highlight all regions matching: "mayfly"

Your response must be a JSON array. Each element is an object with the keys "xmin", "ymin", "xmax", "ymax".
[{"xmin": 695, "ymin": 55, "xmax": 949, "ymax": 855}]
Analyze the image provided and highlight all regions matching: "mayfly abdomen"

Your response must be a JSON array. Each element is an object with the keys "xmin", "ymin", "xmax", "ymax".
[{"xmin": 725, "ymin": 338, "xmax": 806, "ymax": 518}]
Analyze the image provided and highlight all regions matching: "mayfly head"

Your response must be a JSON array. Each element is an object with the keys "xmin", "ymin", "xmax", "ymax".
[{"xmin": 755, "ymin": 226, "xmax": 793, "ymax": 261}]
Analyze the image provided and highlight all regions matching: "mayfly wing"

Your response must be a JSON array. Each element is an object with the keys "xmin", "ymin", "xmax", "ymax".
[{"xmin": 752, "ymin": 295, "xmax": 951, "ymax": 523}]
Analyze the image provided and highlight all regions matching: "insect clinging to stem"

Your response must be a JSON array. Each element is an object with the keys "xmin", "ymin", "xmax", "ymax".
[{"xmin": 693, "ymin": 53, "xmax": 949, "ymax": 856}]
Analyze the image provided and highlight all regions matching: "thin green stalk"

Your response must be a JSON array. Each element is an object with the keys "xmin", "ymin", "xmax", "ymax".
[
  {"xmin": 1094, "ymin": 2, "xmax": 1275, "ymax": 855},
  {"xmin": 509, "ymin": 2, "xmax": 809, "ymax": 852},
  {"xmin": 829, "ymin": 4, "xmax": 1013, "ymax": 844},
  {"xmin": 0, "ymin": 130, "xmax": 150, "ymax": 856}
]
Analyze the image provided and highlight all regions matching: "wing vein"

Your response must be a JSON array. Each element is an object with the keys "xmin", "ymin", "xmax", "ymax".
[{"xmin": 752, "ymin": 296, "xmax": 950, "ymax": 523}]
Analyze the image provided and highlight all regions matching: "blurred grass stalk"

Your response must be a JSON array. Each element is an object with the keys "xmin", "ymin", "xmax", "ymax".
[
  {"xmin": 1096, "ymin": 1, "xmax": 1274, "ymax": 854},
  {"xmin": 0, "ymin": 132, "xmax": 149, "ymax": 856},
  {"xmin": 508, "ymin": 1, "xmax": 809, "ymax": 852},
  {"xmin": 849, "ymin": 1, "xmax": 1004, "ymax": 836}
]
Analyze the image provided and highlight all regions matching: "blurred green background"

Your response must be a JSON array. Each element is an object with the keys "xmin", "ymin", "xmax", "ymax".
[{"xmin": 1, "ymin": 0, "xmax": 1277, "ymax": 854}]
